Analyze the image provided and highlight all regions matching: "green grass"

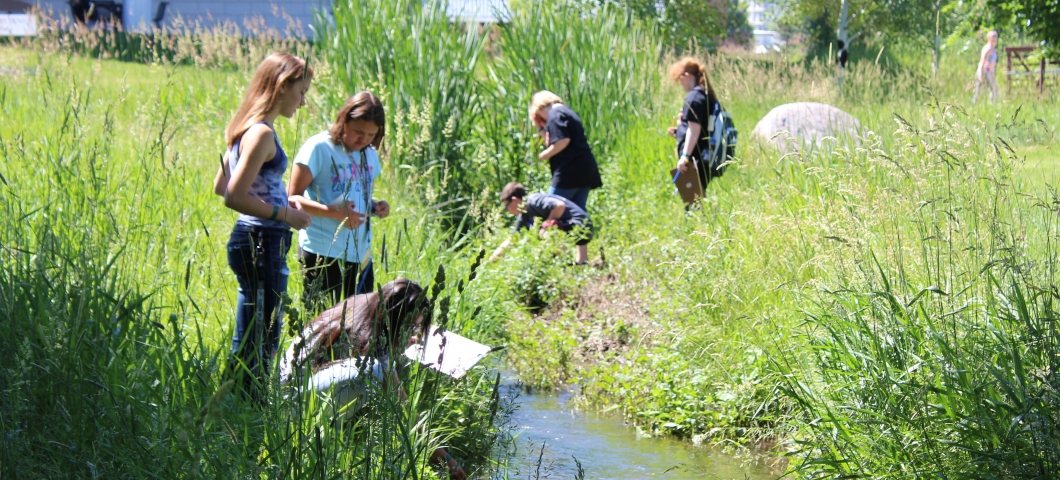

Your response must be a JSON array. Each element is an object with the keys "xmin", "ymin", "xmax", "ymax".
[
  {"xmin": 0, "ymin": 48, "xmax": 514, "ymax": 478},
  {"xmin": 4, "ymin": 0, "xmax": 1060, "ymax": 477}
]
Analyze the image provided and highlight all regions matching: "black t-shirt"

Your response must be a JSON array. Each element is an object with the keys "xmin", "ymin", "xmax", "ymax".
[
  {"xmin": 514, "ymin": 193, "xmax": 590, "ymax": 231},
  {"xmin": 675, "ymin": 86, "xmax": 718, "ymax": 160},
  {"xmin": 546, "ymin": 105, "xmax": 603, "ymax": 189}
]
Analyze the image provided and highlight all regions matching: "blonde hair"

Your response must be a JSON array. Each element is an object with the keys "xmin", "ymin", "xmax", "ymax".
[
  {"xmin": 528, "ymin": 90, "xmax": 563, "ymax": 123},
  {"xmin": 225, "ymin": 53, "xmax": 314, "ymax": 147},
  {"xmin": 668, "ymin": 57, "xmax": 716, "ymax": 99},
  {"xmin": 328, "ymin": 92, "xmax": 386, "ymax": 151}
]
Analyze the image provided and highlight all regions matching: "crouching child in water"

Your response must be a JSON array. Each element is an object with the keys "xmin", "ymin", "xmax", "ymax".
[
  {"xmin": 491, "ymin": 182, "xmax": 594, "ymax": 265},
  {"xmin": 279, "ymin": 278, "xmax": 466, "ymax": 480}
]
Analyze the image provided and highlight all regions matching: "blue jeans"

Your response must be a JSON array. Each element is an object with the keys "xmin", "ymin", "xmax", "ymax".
[
  {"xmin": 548, "ymin": 186, "xmax": 591, "ymax": 212},
  {"xmin": 226, "ymin": 223, "xmax": 292, "ymax": 399}
]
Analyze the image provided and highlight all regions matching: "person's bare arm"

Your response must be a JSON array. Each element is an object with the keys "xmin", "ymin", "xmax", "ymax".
[
  {"xmin": 213, "ymin": 153, "xmax": 230, "ymax": 196},
  {"xmin": 538, "ymin": 138, "xmax": 570, "ymax": 160},
  {"xmin": 489, "ymin": 237, "xmax": 512, "ymax": 262},
  {"xmin": 224, "ymin": 124, "xmax": 311, "ymax": 229},
  {"xmin": 677, "ymin": 122, "xmax": 702, "ymax": 173},
  {"xmin": 287, "ymin": 163, "xmax": 364, "ymax": 230},
  {"xmin": 431, "ymin": 448, "xmax": 466, "ymax": 480},
  {"xmin": 978, "ymin": 45, "xmax": 991, "ymax": 77}
]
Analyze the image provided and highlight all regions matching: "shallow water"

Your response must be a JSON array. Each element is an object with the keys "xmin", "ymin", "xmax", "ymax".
[{"xmin": 502, "ymin": 375, "xmax": 779, "ymax": 480}]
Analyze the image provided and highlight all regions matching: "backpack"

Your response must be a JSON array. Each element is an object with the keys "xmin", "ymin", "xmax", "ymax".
[{"xmin": 707, "ymin": 103, "xmax": 738, "ymax": 178}]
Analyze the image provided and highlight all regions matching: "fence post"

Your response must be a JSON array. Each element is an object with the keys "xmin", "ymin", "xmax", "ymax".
[
  {"xmin": 1041, "ymin": 58, "xmax": 1046, "ymax": 98},
  {"xmin": 1006, "ymin": 48, "xmax": 1012, "ymax": 94}
]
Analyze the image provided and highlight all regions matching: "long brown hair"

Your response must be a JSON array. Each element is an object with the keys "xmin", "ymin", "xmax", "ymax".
[
  {"xmin": 224, "ymin": 53, "xmax": 314, "ymax": 147},
  {"xmin": 284, "ymin": 279, "xmax": 432, "ymax": 375},
  {"xmin": 329, "ymin": 92, "xmax": 387, "ymax": 150},
  {"xmin": 668, "ymin": 56, "xmax": 716, "ymax": 100}
]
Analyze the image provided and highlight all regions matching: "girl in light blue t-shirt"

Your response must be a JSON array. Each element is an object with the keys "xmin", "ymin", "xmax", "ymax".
[{"xmin": 288, "ymin": 92, "xmax": 389, "ymax": 310}]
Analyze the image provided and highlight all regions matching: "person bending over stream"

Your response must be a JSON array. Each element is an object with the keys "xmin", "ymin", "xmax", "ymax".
[
  {"xmin": 279, "ymin": 279, "xmax": 466, "ymax": 479},
  {"xmin": 490, "ymin": 182, "xmax": 594, "ymax": 265}
]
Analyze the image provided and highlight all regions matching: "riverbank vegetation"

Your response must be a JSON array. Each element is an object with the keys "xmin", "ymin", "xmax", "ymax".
[{"xmin": 2, "ymin": 0, "xmax": 1059, "ymax": 477}]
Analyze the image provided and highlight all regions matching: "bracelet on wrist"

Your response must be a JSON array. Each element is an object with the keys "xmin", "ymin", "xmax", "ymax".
[{"xmin": 269, "ymin": 205, "xmax": 279, "ymax": 220}]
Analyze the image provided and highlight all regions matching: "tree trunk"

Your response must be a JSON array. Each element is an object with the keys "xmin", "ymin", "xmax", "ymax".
[
  {"xmin": 838, "ymin": 0, "xmax": 850, "ymax": 48},
  {"xmin": 932, "ymin": 7, "xmax": 941, "ymax": 77},
  {"xmin": 837, "ymin": 0, "xmax": 850, "ymax": 94}
]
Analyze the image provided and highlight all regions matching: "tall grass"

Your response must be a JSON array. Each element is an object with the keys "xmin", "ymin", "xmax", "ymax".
[
  {"xmin": 773, "ymin": 104, "xmax": 1060, "ymax": 477},
  {"xmin": 485, "ymin": 1, "xmax": 661, "ymax": 188},
  {"xmin": 319, "ymin": 0, "xmax": 489, "ymax": 211},
  {"xmin": 492, "ymin": 38, "xmax": 1060, "ymax": 465},
  {"xmin": 6, "ymin": 0, "xmax": 1060, "ymax": 477},
  {"xmin": 318, "ymin": 0, "xmax": 662, "ymax": 216},
  {"xmin": 17, "ymin": 6, "xmax": 311, "ymax": 69},
  {"xmin": 0, "ymin": 48, "xmax": 514, "ymax": 478}
]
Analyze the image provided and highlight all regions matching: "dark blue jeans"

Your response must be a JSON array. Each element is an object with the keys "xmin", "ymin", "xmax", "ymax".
[
  {"xmin": 548, "ymin": 186, "xmax": 590, "ymax": 212},
  {"xmin": 226, "ymin": 223, "xmax": 292, "ymax": 399}
]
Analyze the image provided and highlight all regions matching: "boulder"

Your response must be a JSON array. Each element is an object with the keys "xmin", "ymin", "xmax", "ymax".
[{"xmin": 751, "ymin": 102, "xmax": 862, "ymax": 152}]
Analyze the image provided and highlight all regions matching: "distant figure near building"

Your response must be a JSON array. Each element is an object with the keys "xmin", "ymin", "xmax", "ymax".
[{"xmin": 973, "ymin": 31, "xmax": 1000, "ymax": 104}]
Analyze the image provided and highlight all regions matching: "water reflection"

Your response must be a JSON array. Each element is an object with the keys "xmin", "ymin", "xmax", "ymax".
[{"xmin": 503, "ymin": 377, "xmax": 778, "ymax": 480}]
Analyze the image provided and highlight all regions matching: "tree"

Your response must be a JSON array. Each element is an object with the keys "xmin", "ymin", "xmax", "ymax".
[
  {"xmin": 598, "ymin": 0, "xmax": 729, "ymax": 49},
  {"xmin": 726, "ymin": 0, "xmax": 754, "ymax": 47},
  {"xmin": 779, "ymin": 0, "xmax": 956, "ymax": 63},
  {"xmin": 985, "ymin": 0, "xmax": 1060, "ymax": 55}
]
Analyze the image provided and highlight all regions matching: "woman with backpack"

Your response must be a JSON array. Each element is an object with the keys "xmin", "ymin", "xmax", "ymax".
[
  {"xmin": 667, "ymin": 57, "xmax": 721, "ymax": 190},
  {"xmin": 212, "ymin": 53, "xmax": 314, "ymax": 402}
]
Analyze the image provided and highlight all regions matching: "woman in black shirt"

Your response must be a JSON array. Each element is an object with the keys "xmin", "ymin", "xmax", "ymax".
[
  {"xmin": 528, "ymin": 91, "xmax": 603, "ymax": 212},
  {"xmin": 667, "ymin": 57, "xmax": 720, "ymax": 190}
]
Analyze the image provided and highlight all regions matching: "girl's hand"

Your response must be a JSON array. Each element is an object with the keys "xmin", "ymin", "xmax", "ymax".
[
  {"xmin": 285, "ymin": 203, "xmax": 312, "ymax": 230},
  {"xmin": 339, "ymin": 201, "xmax": 366, "ymax": 230},
  {"xmin": 446, "ymin": 459, "xmax": 466, "ymax": 480},
  {"xmin": 432, "ymin": 448, "xmax": 466, "ymax": 480},
  {"xmin": 372, "ymin": 200, "xmax": 391, "ymax": 219},
  {"xmin": 667, "ymin": 126, "xmax": 677, "ymax": 138},
  {"xmin": 677, "ymin": 157, "xmax": 691, "ymax": 173}
]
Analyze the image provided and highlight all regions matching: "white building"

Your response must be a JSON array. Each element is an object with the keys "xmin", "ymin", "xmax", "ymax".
[
  {"xmin": 32, "ymin": 0, "xmax": 507, "ymax": 35},
  {"xmin": 746, "ymin": 0, "xmax": 780, "ymax": 52},
  {"xmin": 1, "ymin": 0, "xmax": 38, "ymax": 35}
]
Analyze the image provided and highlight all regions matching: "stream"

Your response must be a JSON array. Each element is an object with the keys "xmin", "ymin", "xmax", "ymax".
[{"xmin": 500, "ymin": 373, "xmax": 779, "ymax": 479}]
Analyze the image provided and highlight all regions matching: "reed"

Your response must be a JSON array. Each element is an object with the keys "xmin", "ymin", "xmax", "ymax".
[
  {"xmin": 5, "ymin": 0, "xmax": 1060, "ymax": 477},
  {"xmin": 0, "ymin": 46, "xmax": 514, "ymax": 478}
]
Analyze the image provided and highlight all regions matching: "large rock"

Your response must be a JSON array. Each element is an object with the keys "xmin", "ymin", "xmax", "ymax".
[{"xmin": 751, "ymin": 102, "xmax": 862, "ymax": 151}]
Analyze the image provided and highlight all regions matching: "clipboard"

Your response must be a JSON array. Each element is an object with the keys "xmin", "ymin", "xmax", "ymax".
[
  {"xmin": 403, "ymin": 326, "xmax": 499, "ymax": 379},
  {"xmin": 670, "ymin": 166, "xmax": 703, "ymax": 204}
]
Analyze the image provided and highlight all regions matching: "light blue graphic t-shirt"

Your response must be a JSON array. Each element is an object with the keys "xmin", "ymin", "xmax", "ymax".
[{"xmin": 293, "ymin": 132, "xmax": 381, "ymax": 263}]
